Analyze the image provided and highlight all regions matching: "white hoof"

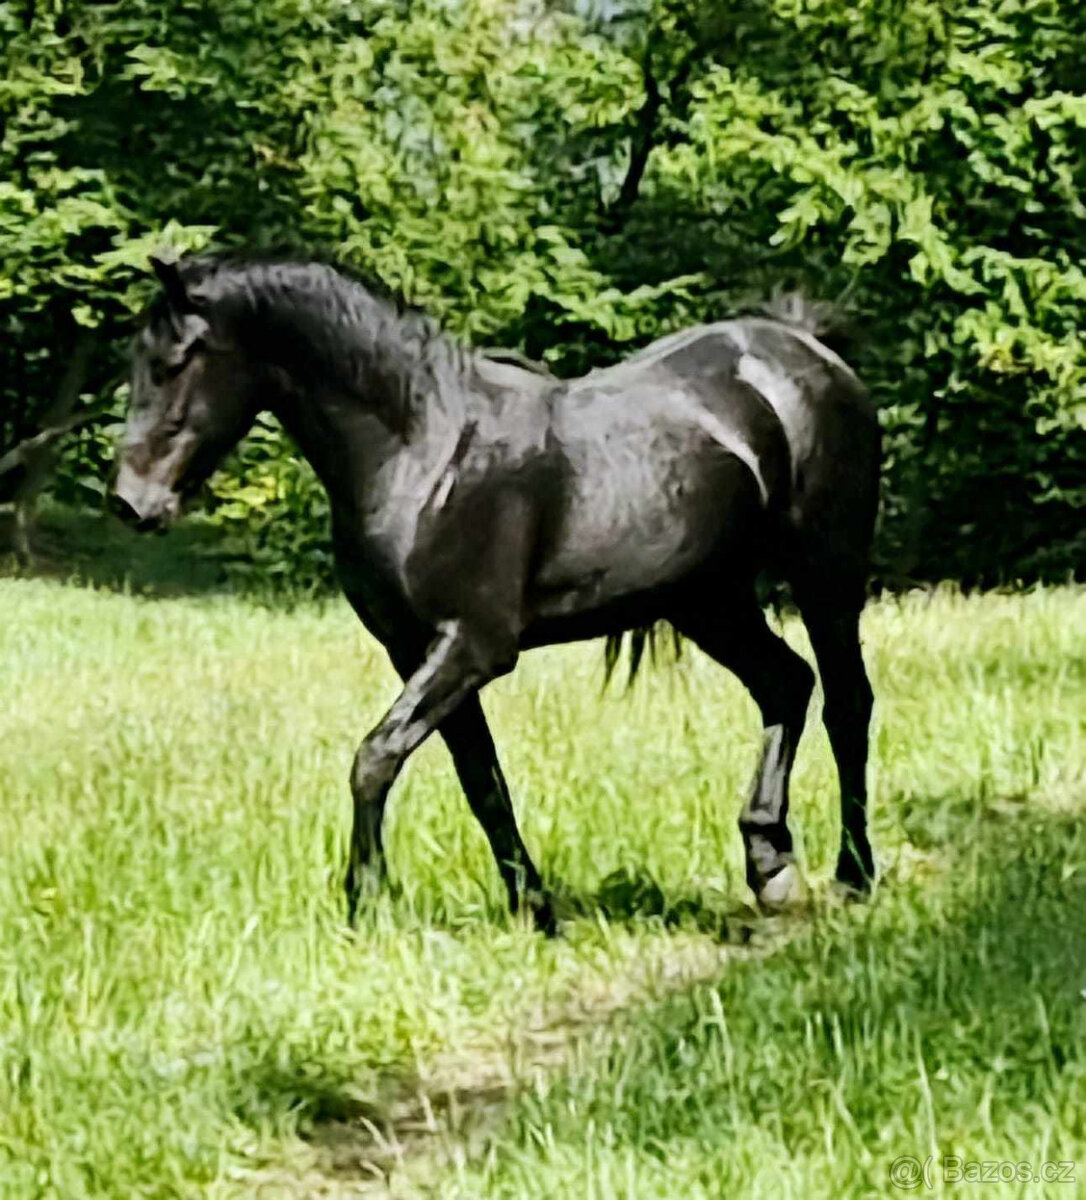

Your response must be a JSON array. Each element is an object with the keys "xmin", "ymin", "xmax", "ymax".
[{"xmin": 757, "ymin": 863, "xmax": 804, "ymax": 910}]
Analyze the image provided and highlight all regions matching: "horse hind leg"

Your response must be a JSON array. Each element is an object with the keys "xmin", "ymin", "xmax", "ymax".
[
  {"xmin": 793, "ymin": 574, "xmax": 876, "ymax": 892},
  {"xmin": 673, "ymin": 596, "xmax": 815, "ymax": 909},
  {"xmin": 783, "ymin": 383, "xmax": 879, "ymax": 891}
]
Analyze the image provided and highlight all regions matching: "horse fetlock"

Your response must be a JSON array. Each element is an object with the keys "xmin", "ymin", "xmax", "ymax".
[
  {"xmin": 344, "ymin": 855, "xmax": 386, "ymax": 922},
  {"xmin": 736, "ymin": 806, "xmax": 809, "ymax": 909},
  {"xmin": 756, "ymin": 861, "xmax": 806, "ymax": 911},
  {"xmin": 739, "ymin": 817, "xmax": 797, "ymax": 893},
  {"xmin": 500, "ymin": 869, "xmax": 553, "ymax": 931}
]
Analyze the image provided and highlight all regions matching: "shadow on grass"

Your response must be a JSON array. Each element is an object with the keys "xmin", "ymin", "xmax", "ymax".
[
  {"xmin": 552, "ymin": 866, "xmax": 752, "ymax": 943},
  {"xmin": 222, "ymin": 869, "xmax": 778, "ymax": 1187},
  {"xmin": 238, "ymin": 804, "xmax": 1086, "ymax": 1193},
  {"xmin": 233, "ymin": 1049, "xmax": 518, "ymax": 1184},
  {"xmin": 236, "ymin": 1062, "xmax": 385, "ymax": 1127},
  {"xmin": 347, "ymin": 868, "xmax": 755, "ymax": 943},
  {"xmin": 1, "ymin": 505, "xmax": 242, "ymax": 598},
  {"xmin": 454, "ymin": 804, "xmax": 1086, "ymax": 1189}
]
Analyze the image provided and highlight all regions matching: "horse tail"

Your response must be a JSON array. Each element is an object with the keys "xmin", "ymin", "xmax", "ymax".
[
  {"xmin": 603, "ymin": 622, "xmax": 684, "ymax": 690},
  {"xmin": 755, "ymin": 287, "xmax": 855, "ymax": 362}
]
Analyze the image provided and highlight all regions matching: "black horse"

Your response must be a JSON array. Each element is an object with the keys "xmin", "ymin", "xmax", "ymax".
[{"xmin": 112, "ymin": 254, "xmax": 880, "ymax": 932}]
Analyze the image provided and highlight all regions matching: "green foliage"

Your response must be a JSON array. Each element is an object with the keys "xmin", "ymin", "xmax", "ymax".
[
  {"xmin": 204, "ymin": 417, "xmax": 335, "ymax": 592},
  {"xmin": 0, "ymin": 0, "xmax": 1082, "ymax": 581}
]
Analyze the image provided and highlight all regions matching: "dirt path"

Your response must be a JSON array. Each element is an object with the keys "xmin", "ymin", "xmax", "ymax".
[
  {"xmin": 231, "ymin": 911, "xmax": 804, "ymax": 1200},
  {"xmin": 230, "ymin": 846, "xmax": 951, "ymax": 1199}
]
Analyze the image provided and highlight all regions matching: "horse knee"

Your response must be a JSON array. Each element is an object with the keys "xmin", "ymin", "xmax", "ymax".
[
  {"xmin": 484, "ymin": 638, "xmax": 518, "ymax": 679},
  {"xmin": 350, "ymin": 734, "xmax": 396, "ymax": 802}
]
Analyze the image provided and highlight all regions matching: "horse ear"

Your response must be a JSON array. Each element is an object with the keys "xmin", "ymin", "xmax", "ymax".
[{"xmin": 149, "ymin": 254, "xmax": 193, "ymax": 314}]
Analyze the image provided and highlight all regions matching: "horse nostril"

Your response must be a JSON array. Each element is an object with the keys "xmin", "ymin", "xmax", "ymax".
[{"xmin": 108, "ymin": 492, "xmax": 140, "ymax": 526}]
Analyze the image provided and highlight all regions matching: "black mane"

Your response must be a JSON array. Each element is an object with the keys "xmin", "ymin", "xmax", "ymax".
[{"xmin": 176, "ymin": 252, "xmax": 471, "ymax": 426}]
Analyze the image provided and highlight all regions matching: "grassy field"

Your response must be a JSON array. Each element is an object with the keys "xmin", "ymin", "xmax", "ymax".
[{"xmin": 1, "ymin": 533, "xmax": 1084, "ymax": 1198}]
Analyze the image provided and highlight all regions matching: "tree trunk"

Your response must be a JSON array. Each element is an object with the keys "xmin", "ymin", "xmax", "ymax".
[{"xmin": 11, "ymin": 330, "xmax": 94, "ymax": 565}]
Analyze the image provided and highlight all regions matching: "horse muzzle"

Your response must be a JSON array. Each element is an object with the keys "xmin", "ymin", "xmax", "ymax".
[{"xmin": 110, "ymin": 467, "xmax": 181, "ymax": 533}]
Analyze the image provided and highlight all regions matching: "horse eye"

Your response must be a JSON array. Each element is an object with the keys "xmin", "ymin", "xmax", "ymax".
[{"xmin": 161, "ymin": 397, "xmax": 190, "ymax": 436}]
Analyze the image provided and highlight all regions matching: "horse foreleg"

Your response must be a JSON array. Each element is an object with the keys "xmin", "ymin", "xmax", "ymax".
[
  {"xmin": 345, "ymin": 621, "xmax": 514, "ymax": 922},
  {"xmin": 440, "ymin": 696, "xmax": 554, "ymax": 933}
]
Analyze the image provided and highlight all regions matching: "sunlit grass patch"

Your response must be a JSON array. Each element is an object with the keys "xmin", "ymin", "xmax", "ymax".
[{"xmin": 0, "ymin": 578, "xmax": 1082, "ymax": 1197}]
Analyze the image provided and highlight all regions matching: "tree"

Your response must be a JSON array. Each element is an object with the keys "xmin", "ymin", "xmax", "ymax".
[{"xmin": 1, "ymin": 0, "xmax": 1081, "ymax": 583}]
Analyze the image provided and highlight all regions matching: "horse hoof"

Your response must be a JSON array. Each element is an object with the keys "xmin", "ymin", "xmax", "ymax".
[
  {"xmin": 757, "ymin": 863, "xmax": 804, "ymax": 911},
  {"xmin": 835, "ymin": 843, "xmax": 875, "ymax": 891},
  {"xmin": 525, "ymin": 894, "xmax": 559, "ymax": 937},
  {"xmin": 536, "ymin": 908, "xmax": 559, "ymax": 938}
]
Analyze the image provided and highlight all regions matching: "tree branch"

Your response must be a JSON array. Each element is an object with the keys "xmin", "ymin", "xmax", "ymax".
[
  {"xmin": 604, "ymin": 38, "xmax": 704, "ymax": 231},
  {"xmin": 8, "ymin": 329, "xmax": 96, "ymax": 564},
  {"xmin": 613, "ymin": 49, "xmax": 663, "ymax": 218},
  {"xmin": 0, "ymin": 406, "xmax": 114, "ymax": 481}
]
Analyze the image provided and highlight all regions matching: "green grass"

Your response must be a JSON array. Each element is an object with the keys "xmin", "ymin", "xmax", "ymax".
[{"xmin": 0, "ymin": 558, "xmax": 1083, "ymax": 1198}]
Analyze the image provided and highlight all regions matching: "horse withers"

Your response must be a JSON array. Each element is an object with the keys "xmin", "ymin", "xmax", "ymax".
[{"xmin": 112, "ymin": 254, "xmax": 880, "ymax": 932}]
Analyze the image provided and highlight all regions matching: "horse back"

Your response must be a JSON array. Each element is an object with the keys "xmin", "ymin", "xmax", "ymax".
[{"xmin": 621, "ymin": 318, "xmax": 880, "ymax": 537}]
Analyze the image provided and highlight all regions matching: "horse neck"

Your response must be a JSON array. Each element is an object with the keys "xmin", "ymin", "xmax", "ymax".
[{"xmin": 263, "ymin": 330, "xmax": 471, "ymax": 516}]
